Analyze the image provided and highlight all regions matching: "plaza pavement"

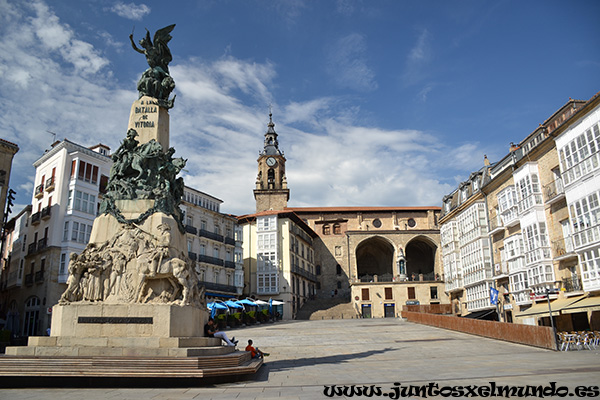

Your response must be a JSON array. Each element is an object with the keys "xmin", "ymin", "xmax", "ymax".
[{"xmin": 1, "ymin": 318, "xmax": 599, "ymax": 399}]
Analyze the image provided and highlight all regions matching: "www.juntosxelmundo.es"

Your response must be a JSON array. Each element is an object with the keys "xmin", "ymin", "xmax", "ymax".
[{"xmin": 323, "ymin": 382, "xmax": 600, "ymax": 398}]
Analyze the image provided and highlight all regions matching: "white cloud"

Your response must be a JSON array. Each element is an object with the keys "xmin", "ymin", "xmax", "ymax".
[
  {"xmin": 109, "ymin": 2, "xmax": 151, "ymax": 21},
  {"xmin": 327, "ymin": 33, "xmax": 378, "ymax": 92},
  {"xmin": 403, "ymin": 28, "xmax": 432, "ymax": 86},
  {"xmin": 0, "ymin": 0, "xmax": 483, "ymax": 216}
]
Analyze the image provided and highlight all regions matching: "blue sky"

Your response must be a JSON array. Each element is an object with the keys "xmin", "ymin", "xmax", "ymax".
[{"xmin": 1, "ymin": 0, "xmax": 599, "ymax": 216}]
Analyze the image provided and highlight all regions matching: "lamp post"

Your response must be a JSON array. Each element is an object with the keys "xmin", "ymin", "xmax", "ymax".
[{"xmin": 545, "ymin": 287, "xmax": 559, "ymax": 350}]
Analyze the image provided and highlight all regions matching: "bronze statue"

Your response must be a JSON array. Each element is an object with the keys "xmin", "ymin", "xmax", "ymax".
[{"xmin": 130, "ymin": 24, "xmax": 176, "ymax": 108}]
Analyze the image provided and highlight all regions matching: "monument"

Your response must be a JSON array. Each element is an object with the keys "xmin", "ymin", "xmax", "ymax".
[{"xmin": 1, "ymin": 25, "xmax": 262, "ymax": 382}]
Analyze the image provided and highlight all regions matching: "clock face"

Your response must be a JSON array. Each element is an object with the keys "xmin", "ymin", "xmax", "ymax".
[{"xmin": 266, "ymin": 157, "xmax": 277, "ymax": 167}]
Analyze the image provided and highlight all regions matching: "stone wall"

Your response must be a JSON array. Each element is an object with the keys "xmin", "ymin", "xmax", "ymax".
[{"xmin": 403, "ymin": 310, "xmax": 557, "ymax": 350}]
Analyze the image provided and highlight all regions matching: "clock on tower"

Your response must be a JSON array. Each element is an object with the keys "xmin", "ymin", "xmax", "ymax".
[{"xmin": 254, "ymin": 113, "xmax": 289, "ymax": 212}]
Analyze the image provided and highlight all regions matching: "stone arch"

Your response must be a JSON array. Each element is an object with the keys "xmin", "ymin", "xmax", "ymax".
[
  {"xmin": 405, "ymin": 235, "xmax": 437, "ymax": 279},
  {"xmin": 355, "ymin": 236, "xmax": 395, "ymax": 279}
]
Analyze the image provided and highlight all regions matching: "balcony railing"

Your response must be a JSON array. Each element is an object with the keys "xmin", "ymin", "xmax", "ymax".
[
  {"xmin": 45, "ymin": 176, "xmax": 55, "ymax": 192},
  {"xmin": 198, "ymin": 229, "xmax": 224, "ymax": 242},
  {"xmin": 27, "ymin": 242, "xmax": 37, "ymax": 255},
  {"xmin": 224, "ymin": 236, "xmax": 236, "ymax": 246},
  {"xmin": 552, "ymin": 236, "xmax": 575, "ymax": 259},
  {"xmin": 494, "ymin": 261, "xmax": 509, "ymax": 276},
  {"xmin": 37, "ymin": 237, "xmax": 47, "ymax": 251},
  {"xmin": 41, "ymin": 205, "xmax": 51, "ymax": 220},
  {"xmin": 201, "ymin": 281, "xmax": 237, "ymax": 294},
  {"xmin": 562, "ymin": 275, "xmax": 583, "ymax": 292},
  {"xmin": 34, "ymin": 184, "xmax": 44, "ymax": 199},
  {"xmin": 198, "ymin": 254, "xmax": 224, "ymax": 266},
  {"xmin": 25, "ymin": 273, "xmax": 34, "ymax": 286},
  {"xmin": 35, "ymin": 270, "xmax": 45, "ymax": 283},
  {"xmin": 224, "ymin": 260, "xmax": 237, "ymax": 269},
  {"xmin": 31, "ymin": 212, "xmax": 41, "ymax": 225},
  {"xmin": 291, "ymin": 265, "xmax": 318, "ymax": 282},
  {"xmin": 185, "ymin": 225, "xmax": 197, "ymax": 235},
  {"xmin": 188, "ymin": 251, "xmax": 197, "ymax": 261},
  {"xmin": 543, "ymin": 178, "xmax": 564, "ymax": 204}
]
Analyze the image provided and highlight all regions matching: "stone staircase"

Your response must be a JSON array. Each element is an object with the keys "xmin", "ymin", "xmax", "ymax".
[
  {"xmin": 0, "ymin": 335, "xmax": 263, "ymax": 383},
  {"xmin": 297, "ymin": 296, "xmax": 359, "ymax": 320}
]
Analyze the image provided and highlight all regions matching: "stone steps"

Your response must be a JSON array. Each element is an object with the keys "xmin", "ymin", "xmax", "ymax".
[{"xmin": 0, "ymin": 352, "xmax": 262, "ymax": 379}]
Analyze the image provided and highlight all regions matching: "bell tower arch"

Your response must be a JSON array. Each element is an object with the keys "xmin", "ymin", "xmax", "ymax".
[{"xmin": 254, "ymin": 113, "xmax": 289, "ymax": 212}]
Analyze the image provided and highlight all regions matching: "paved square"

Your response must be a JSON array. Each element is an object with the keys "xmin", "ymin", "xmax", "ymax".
[{"xmin": 1, "ymin": 318, "xmax": 599, "ymax": 399}]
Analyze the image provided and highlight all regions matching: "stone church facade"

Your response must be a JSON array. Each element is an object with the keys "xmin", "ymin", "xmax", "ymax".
[{"xmin": 239, "ymin": 114, "xmax": 448, "ymax": 319}]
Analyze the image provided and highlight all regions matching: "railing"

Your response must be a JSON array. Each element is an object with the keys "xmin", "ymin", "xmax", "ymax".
[
  {"xmin": 45, "ymin": 176, "xmax": 55, "ymax": 192},
  {"xmin": 185, "ymin": 225, "xmax": 197, "ymax": 235},
  {"xmin": 552, "ymin": 236, "xmax": 574, "ymax": 258},
  {"xmin": 291, "ymin": 265, "xmax": 318, "ymax": 282},
  {"xmin": 198, "ymin": 254, "xmax": 224, "ymax": 266},
  {"xmin": 31, "ymin": 212, "xmax": 41, "ymax": 225},
  {"xmin": 37, "ymin": 237, "xmax": 47, "ymax": 251},
  {"xmin": 25, "ymin": 273, "xmax": 34, "ymax": 286},
  {"xmin": 35, "ymin": 270, "xmax": 45, "ymax": 283},
  {"xmin": 198, "ymin": 229, "xmax": 223, "ymax": 242},
  {"xmin": 489, "ymin": 213, "xmax": 503, "ymax": 233},
  {"xmin": 188, "ymin": 252, "xmax": 197, "ymax": 261},
  {"xmin": 201, "ymin": 281, "xmax": 237, "ymax": 293},
  {"xmin": 41, "ymin": 205, "xmax": 51, "ymax": 220},
  {"xmin": 562, "ymin": 275, "xmax": 583, "ymax": 292},
  {"xmin": 224, "ymin": 260, "xmax": 236, "ymax": 269},
  {"xmin": 543, "ymin": 178, "xmax": 564, "ymax": 203},
  {"xmin": 224, "ymin": 236, "xmax": 236, "ymax": 246},
  {"xmin": 34, "ymin": 184, "xmax": 44, "ymax": 198},
  {"xmin": 27, "ymin": 242, "xmax": 37, "ymax": 255},
  {"xmin": 494, "ymin": 261, "xmax": 509, "ymax": 276}
]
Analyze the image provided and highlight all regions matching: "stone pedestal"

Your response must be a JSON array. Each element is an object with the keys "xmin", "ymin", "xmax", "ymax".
[
  {"xmin": 51, "ymin": 303, "xmax": 206, "ymax": 338},
  {"xmin": 128, "ymin": 96, "xmax": 170, "ymax": 151}
]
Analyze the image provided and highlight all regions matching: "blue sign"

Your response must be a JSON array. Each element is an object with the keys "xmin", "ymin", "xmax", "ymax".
[{"xmin": 490, "ymin": 287, "xmax": 499, "ymax": 305}]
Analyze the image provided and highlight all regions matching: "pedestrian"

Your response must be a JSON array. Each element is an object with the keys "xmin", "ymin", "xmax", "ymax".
[
  {"xmin": 204, "ymin": 317, "xmax": 238, "ymax": 347},
  {"xmin": 245, "ymin": 339, "xmax": 269, "ymax": 358}
]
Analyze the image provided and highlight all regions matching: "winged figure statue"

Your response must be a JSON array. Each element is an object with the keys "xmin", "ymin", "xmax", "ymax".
[{"xmin": 130, "ymin": 24, "xmax": 176, "ymax": 108}]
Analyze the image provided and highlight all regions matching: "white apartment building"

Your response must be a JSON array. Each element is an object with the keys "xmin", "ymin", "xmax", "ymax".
[
  {"xmin": 440, "ymin": 167, "xmax": 495, "ymax": 317},
  {"xmin": 181, "ymin": 186, "xmax": 244, "ymax": 299},
  {"xmin": 555, "ymin": 97, "xmax": 600, "ymax": 293}
]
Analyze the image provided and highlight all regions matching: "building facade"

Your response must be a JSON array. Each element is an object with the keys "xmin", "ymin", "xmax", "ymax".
[
  {"xmin": 440, "ymin": 92, "xmax": 600, "ymax": 331},
  {"xmin": 181, "ymin": 186, "xmax": 244, "ymax": 300},
  {"xmin": 0, "ymin": 138, "xmax": 19, "ymax": 229},
  {"xmin": 290, "ymin": 206, "xmax": 446, "ymax": 319}
]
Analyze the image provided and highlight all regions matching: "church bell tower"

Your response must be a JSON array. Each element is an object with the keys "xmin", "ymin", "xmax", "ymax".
[{"xmin": 254, "ymin": 113, "xmax": 289, "ymax": 212}]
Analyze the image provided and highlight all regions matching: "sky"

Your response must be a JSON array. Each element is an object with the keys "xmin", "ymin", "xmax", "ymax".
[{"xmin": 1, "ymin": 0, "xmax": 599, "ymax": 216}]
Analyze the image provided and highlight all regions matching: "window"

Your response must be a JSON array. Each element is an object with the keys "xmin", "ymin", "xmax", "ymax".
[
  {"xmin": 336, "ymin": 264, "xmax": 342, "ymax": 275},
  {"xmin": 384, "ymin": 287, "xmax": 393, "ymax": 300},
  {"xmin": 316, "ymin": 265, "xmax": 321, "ymax": 275},
  {"xmin": 63, "ymin": 221, "xmax": 69, "ymax": 241},
  {"xmin": 73, "ymin": 190, "xmax": 96, "ymax": 214},
  {"xmin": 335, "ymin": 246, "xmax": 342, "ymax": 257},
  {"xmin": 59, "ymin": 253, "xmax": 67, "ymax": 275},
  {"xmin": 407, "ymin": 287, "xmax": 416, "ymax": 299},
  {"xmin": 361, "ymin": 288, "xmax": 370, "ymax": 301},
  {"xmin": 323, "ymin": 224, "xmax": 330, "ymax": 235},
  {"xmin": 372, "ymin": 219, "xmax": 382, "ymax": 228},
  {"xmin": 77, "ymin": 160, "xmax": 99, "ymax": 184},
  {"xmin": 336, "ymin": 281, "xmax": 342, "ymax": 289},
  {"xmin": 407, "ymin": 218, "xmax": 416, "ymax": 228},
  {"xmin": 430, "ymin": 287, "xmax": 438, "ymax": 299},
  {"xmin": 333, "ymin": 223, "xmax": 341, "ymax": 234}
]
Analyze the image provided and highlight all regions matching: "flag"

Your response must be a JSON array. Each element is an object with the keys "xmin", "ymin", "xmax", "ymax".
[{"xmin": 490, "ymin": 287, "xmax": 499, "ymax": 305}]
